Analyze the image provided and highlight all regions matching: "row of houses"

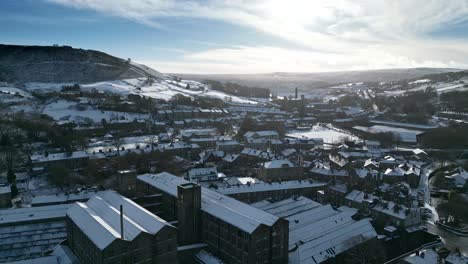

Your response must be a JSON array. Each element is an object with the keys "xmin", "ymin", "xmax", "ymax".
[{"xmin": 155, "ymin": 108, "xmax": 229, "ymax": 121}]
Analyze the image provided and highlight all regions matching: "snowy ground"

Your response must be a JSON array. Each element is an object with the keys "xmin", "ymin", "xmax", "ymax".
[
  {"xmin": 87, "ymin": 135, "xmax": 158, "ymax": 153},
  {"xmin": 24, "ymin": 82, "xmax": 73, "ymax": 92},
  {"xmin": 435, "ymin": 83, "xmax": 468, "ymax": 94},
  {"xmin": 0, "ymin": 86, "xmax": 33, "ymax": 98},
  {"xmin": 23, "ymin": 77, "xmax": 259, "ymax": 105},
  {"xmin": 42, "ymin": 100, "xmax": 149, "ymax": 123},
  {"xmin": 0, "ymin": 86, "xmax": 34, "ymax": 104},
  {"xmin": 409, "ymin": 79, "xmax": 431, "ymax": 85},
  {"xmin": 287, "ymin": 124, "xmax": 359, "ymax": 143}
]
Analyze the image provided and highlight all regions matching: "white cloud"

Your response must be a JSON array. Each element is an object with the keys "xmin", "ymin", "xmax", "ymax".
[
  {"xmin": 47, "ymin": 0, "xmax": 468, "ymax": 73},
  {"xmin": 141, "ymin": 45, "xmax": 468, "ymax": 74}
]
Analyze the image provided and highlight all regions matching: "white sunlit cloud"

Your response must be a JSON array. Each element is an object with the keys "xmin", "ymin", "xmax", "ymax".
[{"xmin": 47, "ymin": 0, "xmax": 468, "ymax": 73}]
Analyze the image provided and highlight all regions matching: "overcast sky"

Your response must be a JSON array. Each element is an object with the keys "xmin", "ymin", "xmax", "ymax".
[{"xmin": 2, "ymin": 0, "xmax": 468, "ymax": 74}]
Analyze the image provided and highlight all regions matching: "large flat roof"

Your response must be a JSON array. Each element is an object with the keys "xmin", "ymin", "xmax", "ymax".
[
  {"xmin": 0, "ymin": 204, "xmax": 71, "ymax": 226},
  {"xmin": 138, "ymin": 172, "xmax": 279, "ymax": 233},
  {"xmin": 215, "ymin": 180, "xmax": 326, "ymax": 195}
]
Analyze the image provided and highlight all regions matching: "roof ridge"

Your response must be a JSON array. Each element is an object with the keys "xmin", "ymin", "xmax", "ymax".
[{"xmin": 75, "ymin": 201, "xmax": 121, "ymax": 240}]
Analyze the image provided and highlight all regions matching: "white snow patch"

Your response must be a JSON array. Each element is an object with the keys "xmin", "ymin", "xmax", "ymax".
[{"xmin": 42, "ymin": 100, "xmax": 149, "ymax": 123}]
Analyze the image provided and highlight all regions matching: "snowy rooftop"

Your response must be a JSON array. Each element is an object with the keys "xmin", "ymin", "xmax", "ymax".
[
  {"xmin": 243, "ymin": 130, "xmax": 279, "ymax": 138},
  {"xmin": 310, "ymin": 168, "xmax": 349, "ymax": 177},
  {"xmin": 0, "ymin": 220, "xmax": 67, "ymax": 263},
  {"xmin": 445, "ymin": 252, "xmax": 468, "ymax": 264},
  {"xmin": 0, "ymin": 204, "xmax": 70, "ymax": 225},
  {"xmin": 0, "ymin": 184, "xmax": 11, "ymax": 195},
  {"xmin": 4, "ymin": 244, "xmax": 78, "ymax": 264},
  {"xmin": 281, "ymin": 148, "xmax": 297, "ymax": 157},
  {"xmin": 241, "ymin": 147, "xmax": 263, "ymax": 156},
  {"xmin": 31, "ymin": 190, "xmax": 103, "ymax": 206},
  {"xmin": 355, "ymin": 168, "xmax": 369, "ymax": 178},
  {"xmin": 30, "ymin": 151, "xmax": 89, "ymax": 163},
  {"xmin": 412, "ymin": 148, "xmax": 428, "ymax": 156},
  {"xmin": 180, "ymin": 128, "xmax": 218, "ymax": 137},
  {"xmin": 384, "ymin": 167, "xmax": 405, "ymax": 177},
  {"xmin": 403, "ymin": 249, "xmax": 439, "ymax": 264},
  {"xmin": 188, "ymin": 167, "xmax": 218, "ymax": 177},
  {"xmin": 254, "ymin": 198, "xmax": 377, "ymax": 264},
  {"xmin": 195, "ymin": 249, "xmax": 225, "ymax": 264},
  {"xmin": 345, "ymin": 190, "xmax": 376, "ymax": 204},
  {"xmin": 263, "ymin": 159, "xmax": 295, "ymax": 169},
  {"xmin": 216, "ymin": 140, "xmax": 240, "ymax": 146},
  {"xmin": 371, "ymin": 200, "xmax": 410, "ymax": 220},
  {"xmin": 215, "ymin": 180, "xmax": 326, "ymax": 195},
  {"xmin": 158, "ymin": 142, "xmax": 200, "ymax": 150},
  {"xmin": 137, "ymin": 172, "xmax": 280, "ymax": 233},
  {"xmin": 255, "ymin": 196, "xmax": 321, "ymax": 218},
  {"xmin": 67, "ymin": 190, "xmax": 172, "ymax": 250},
  {"xmin": 224, "ymin": 177, "xmax": 259, "ymax": 186},
  {"xmin": 222, "ymin": 154, "xmax": 239, "ymax": 162}
]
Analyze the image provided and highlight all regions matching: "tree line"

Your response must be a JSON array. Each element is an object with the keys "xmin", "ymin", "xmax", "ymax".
[{"xmin": 203, "ymin": 80, "xmax": 270, "ymax": 98}]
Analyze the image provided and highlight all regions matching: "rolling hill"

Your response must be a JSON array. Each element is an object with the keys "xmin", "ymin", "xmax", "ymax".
[{"xmin": 0, "ymin": 44, "xmax": 165, "ymax": 83}]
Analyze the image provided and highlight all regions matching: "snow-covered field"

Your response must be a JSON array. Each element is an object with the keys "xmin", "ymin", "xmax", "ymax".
[
  {"xmin": 287, "ymin": 125, "xmax": 358, "ymax": 143},
  {"xmin": 24, "ymin": 77, "xmax": 258, "ymax": 105},
  {"xmin": 42, "ymin": 100, "xmax": 149, "ymax": 123},
  {"xmin": 409, "ymin": 79, "xmax": 430, "ymax": 84},
  {"xmin": 405, "ymin": 79, "xmax": 468, "ymax": 94},
  {"xmin": 434, "ymin": 83, "xmax": 467, "ymax": 94},
  {"xmin": 0, "ymin": 86, "xmax": 34, "ymax": 103},
  {"xmin": 25, "ymin": 82, "xmax": 73, "ymax": 92},
  {"xmin": 0, "ymin": 86, "xmax": 33, "ymax": 98}
]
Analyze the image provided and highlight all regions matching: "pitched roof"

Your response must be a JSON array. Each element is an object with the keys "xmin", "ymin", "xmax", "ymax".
[
  {"xmin": 263, "ymin": 159, "xmax": 294, "ymax": 169},
  {"xmin": 137, "ymin": 173, "xmax": 279, "ymax": 233},
  {"xmin": 67, "ymin": 190, "xmax": 172, "ymax": 250},
  {"xmin": 216, "ymin": 180, "xmax": 326, "ymax": 195},
  {"xmin": 256, "ymin": 197, "xmax": 376, "ymax": 264}
]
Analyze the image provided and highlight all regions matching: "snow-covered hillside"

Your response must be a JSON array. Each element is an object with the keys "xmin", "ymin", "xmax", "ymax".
[{"xmin": 23, "ymin": 77, "xmax": 259, "ymax": 105}]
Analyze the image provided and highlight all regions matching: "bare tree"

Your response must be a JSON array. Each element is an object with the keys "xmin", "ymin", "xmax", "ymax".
[
  {"xmin": 150, "ymin": 135, "xmax": 157, "ymax": 152},
  {"xmin": 0, "ymin": 146, "xmax": 16, "ymax": 173},
  {"xmin": 111, "ymin": 136, "xmax": 125, "ymax": 155}
]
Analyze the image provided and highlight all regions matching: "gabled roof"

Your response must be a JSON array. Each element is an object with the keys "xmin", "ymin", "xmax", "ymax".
[
  {"xmin": 345, "ymin": 190, "xmax": 376, "ymax": 204},
  {"xmin": 354, "ymin": 168, "xmax": 369, "ymax": 179},
  {"xmin": 67, "ymin": 190, "xmax": 172, "ymax": 250},
  {"xmin": 222, "ymin": 154, "xmax": 239, "ymax": 163},
  {"xmin": 216, "ymin": 180, "xmax": 326, "ymax": 195},
  {"xmin": 412, "ymin": 148, "xmax": 428, "ymax": 156},
  {"xmin": 281, "ymin": 148, "xmax": 297, "ymax": 157},
  {"xmin": 137, "ymin": 173, "xmax": 279, "ymax": 233},
  {"xmin": 310, "ymin": 168, "xmax": 349, "ymax": 177},
  {"xmin": 255, "ymin": 197, "xmax": 377, "ymax": 264},
  {"xmin": 384, "ymin": 167, "xmax": 405, "ymax": 177},
  {"xmin": 255, "ymin": 196, "xmax": 321, "ymax": 218},
  {"xmin": 263, "ymin": 159, "xmax": 295, "ymax": 169},
  {"xmin": 243, "ymin": 130, "xmax": 279, "ymax": 138},
  {"xmin": 188, "ymin": 167, "xmax": 217, "ymax": 177}
]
